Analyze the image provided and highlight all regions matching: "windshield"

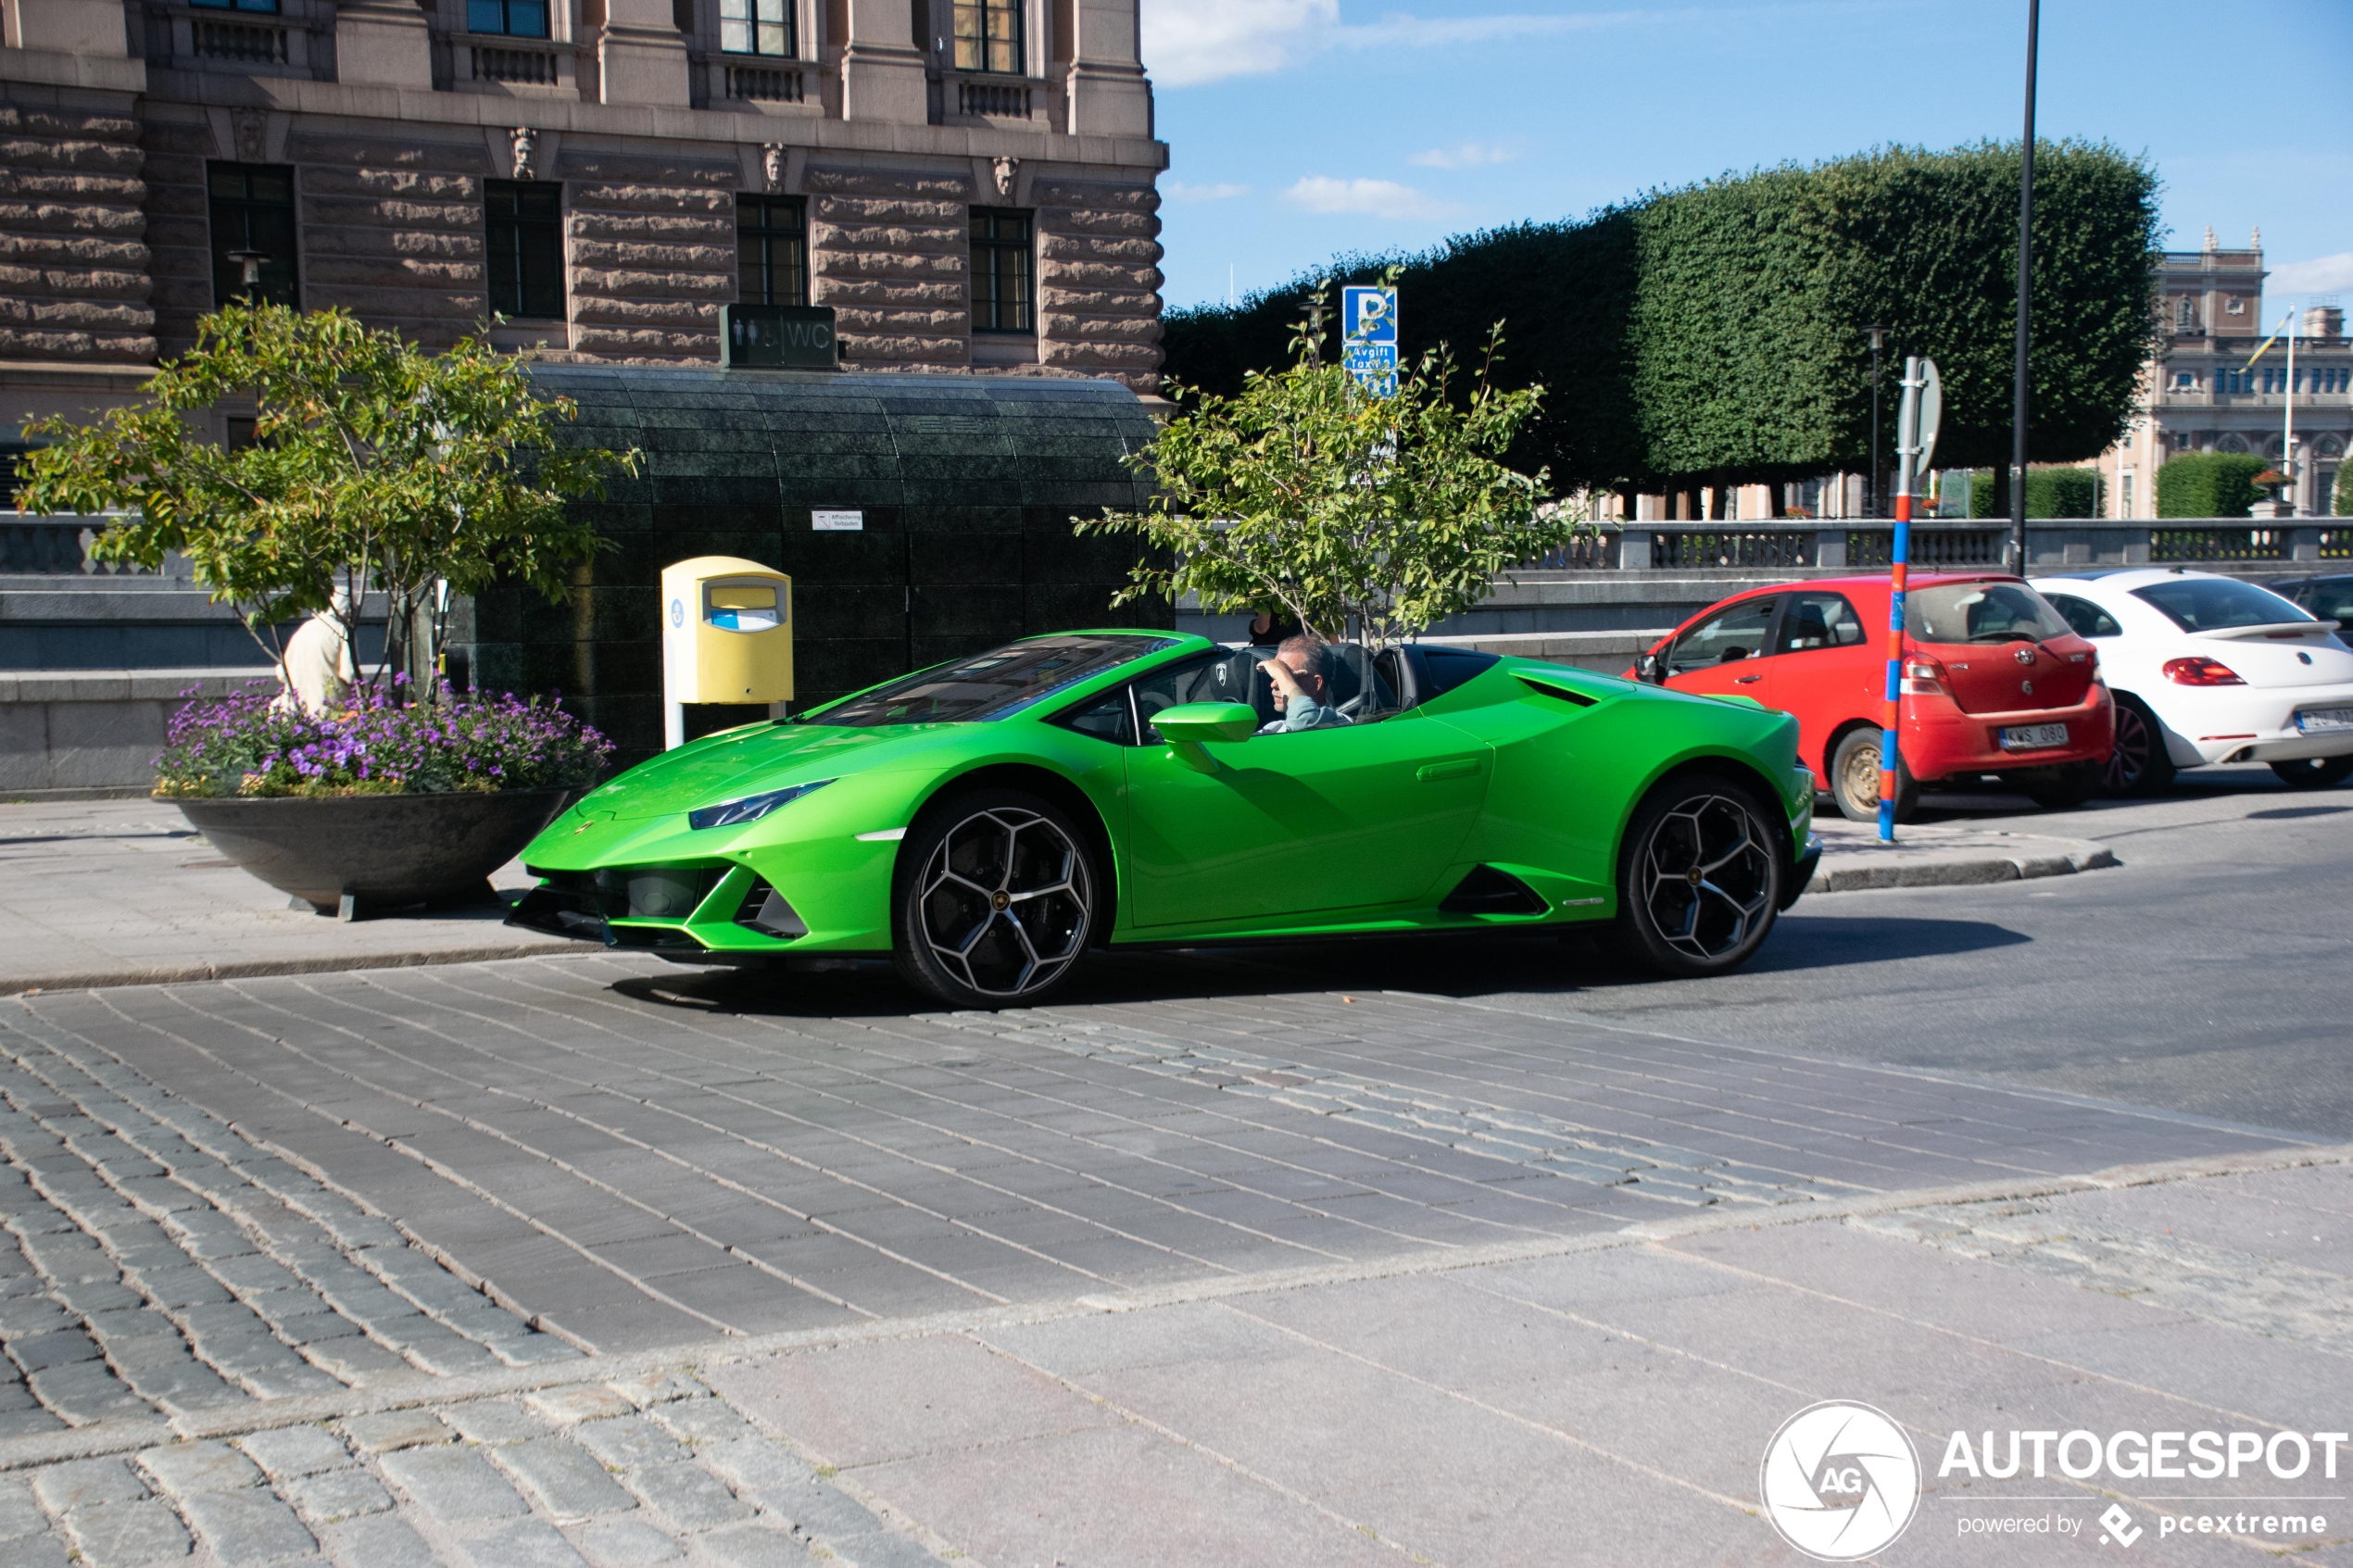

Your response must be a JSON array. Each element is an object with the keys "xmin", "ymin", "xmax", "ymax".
[
  {"xmin": 1910, "ymin": 582, "xmax": 2070, "ymax": 644},
  {"xmin": 806, "ymin": 634, "xmax": 1183, "ymax": 727},
  {"xmin": 2132, "ymin": 577, "xmax": 2316, "ymax": 633}
]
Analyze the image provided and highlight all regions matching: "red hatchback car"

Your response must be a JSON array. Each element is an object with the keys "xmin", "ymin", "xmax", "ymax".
[{"xmin": 1630, "ymin": 573, "xmax": 2115, "ymax": 822}]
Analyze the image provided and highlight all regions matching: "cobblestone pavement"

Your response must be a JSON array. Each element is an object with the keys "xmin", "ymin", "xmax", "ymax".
[
  {"xmin": 0, "ymin": 952, "xmax": 2335, "ymax": 1565},
  {"xmin": 2, "ymin": 954, "xmax": 2303, "ymax": 1356}
]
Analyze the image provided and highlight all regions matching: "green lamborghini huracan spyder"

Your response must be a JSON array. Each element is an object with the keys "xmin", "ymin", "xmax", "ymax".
[{"xmin": 509, "ymin": 632, "xmax": 1822, "ymax": 1007}]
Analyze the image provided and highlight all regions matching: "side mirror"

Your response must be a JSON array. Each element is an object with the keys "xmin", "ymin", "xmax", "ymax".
[
  {"xmin": 1150, "ymin": 701, "xmax": 1257, "ymax": 744},
  {"xmin": 1636, "ymin": 652, "xmax": 1665, "ymax": 685}
]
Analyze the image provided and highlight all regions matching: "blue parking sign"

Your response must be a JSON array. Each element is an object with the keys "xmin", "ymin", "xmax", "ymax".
[{"xmin": 1342, "ymin": 286, "xmax": 1397, "ymax": 345}]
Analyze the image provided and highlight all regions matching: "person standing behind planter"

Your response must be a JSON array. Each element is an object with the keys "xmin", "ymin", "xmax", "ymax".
[{"xmin": 278, "ymin": 592, "xmax": 354, "ymax": 715}]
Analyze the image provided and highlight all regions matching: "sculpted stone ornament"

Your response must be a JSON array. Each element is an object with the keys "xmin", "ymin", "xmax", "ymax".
[
  {"xmin": 232, "ymin": 107, "xmax": 268, "ymax": 162},
  {"xmin": 762, "ymin": 144, "xmax": 785, "ymax": 193},
  {"xmin": 510, "ymin": 126, "xmax": 536, "ymax": 181},
  {"xmin": 992, "ymin": 157, "xmax": 1019, "ymax": 198}
]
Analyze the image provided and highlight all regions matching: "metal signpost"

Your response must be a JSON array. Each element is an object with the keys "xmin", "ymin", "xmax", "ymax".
[
  {"xmin": 1342, "ymin": 285, "xmax": 1398, "ymax": 398},
  {"xmin": 1877, "ymin": 356, "xmax": 1941, "ymax": 843}
]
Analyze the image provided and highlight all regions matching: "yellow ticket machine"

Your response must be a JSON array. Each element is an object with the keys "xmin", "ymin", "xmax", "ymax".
[{"xmin": 660, "ymin": 556, "xmax": 793, "ymax": 749}]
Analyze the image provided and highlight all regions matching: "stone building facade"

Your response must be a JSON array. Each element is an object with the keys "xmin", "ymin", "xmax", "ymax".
[
  {"xmin": 0, "ymin": 0, "xmax": 1166, "ymax": 445},
  {"xmin": 2096, "ymin": 232, "xmax": 2353, "ymax": 519}
]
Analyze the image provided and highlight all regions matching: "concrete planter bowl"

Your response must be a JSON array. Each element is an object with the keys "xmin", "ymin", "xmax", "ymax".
[{"xmin": 175, "ymin": 788, "xmax": 573, "ymax": 917}]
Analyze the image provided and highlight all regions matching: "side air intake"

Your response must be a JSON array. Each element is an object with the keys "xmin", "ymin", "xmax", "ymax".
[{"xmin": 1439, "ymin": 865, "xmax": 1549, "ymax": 917}]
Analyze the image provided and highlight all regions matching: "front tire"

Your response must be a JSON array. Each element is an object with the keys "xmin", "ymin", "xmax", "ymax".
[
  {"xmin": 1830, "ymin": 726, "xmax": 1917, "ymax": 823},
  {"xmin": 1607, "ymin": 773, "xmax": 1782, "ymax": 978},
  {"xmin": 2103, "ymin": 693, "xmax": 2176, "ymax": 797},
  {"xmin": 892, "ymin": 789, "xmax": 1099, "ymax": 1010},
  {"xmin": 2269, "ymin": 754, "xmax": 2353, "ymax": 789}
]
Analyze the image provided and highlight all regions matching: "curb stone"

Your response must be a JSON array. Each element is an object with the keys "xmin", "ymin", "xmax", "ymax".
[{"xmin": 1807, "ymin": 833, "xmax": 2118, "ymax": 894}]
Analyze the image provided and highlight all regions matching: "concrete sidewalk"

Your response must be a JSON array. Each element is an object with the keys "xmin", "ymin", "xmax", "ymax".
[
  {"xmin": 0, "ymin": 798, "xmax": 588, "ymax": 995},
  {"xmin": 4, "ymin": 1134, "xmax": 2345, "ymax": 1566},
  {"xmin": 0, "ymin": 799, "xmax": 2118, "ymax": 994}
]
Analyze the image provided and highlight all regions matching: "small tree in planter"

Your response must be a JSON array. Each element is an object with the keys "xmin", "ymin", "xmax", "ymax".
[
  {"xmin": 14, "ymin": 301, "xmax": 637, "ymax": 687},
  {"xmin": 1080, "ymin": 282, "xmax": 1581, "ymax": 648},
  {"xmin": 12, "ymin": 304, "xmax": 641, "ymax": 916}
]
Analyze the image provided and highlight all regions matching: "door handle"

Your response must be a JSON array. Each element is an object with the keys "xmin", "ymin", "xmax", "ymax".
[
  {"xmin": 1734, "ymin": 675, "xmax": 1763, "ymax": 684},
  {"xmin": 1417, "ymin": 758, "xmax": 1481, "ymax": 782}
]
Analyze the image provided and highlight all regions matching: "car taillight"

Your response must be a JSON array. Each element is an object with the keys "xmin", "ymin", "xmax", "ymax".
[
  {"xmin": 2161, "ymin": 656, "xmax": 2245, "ymax": 686},
  {"xmin": 1899, "ymin": 657, "xmax": 1947, "ymax": 696}
]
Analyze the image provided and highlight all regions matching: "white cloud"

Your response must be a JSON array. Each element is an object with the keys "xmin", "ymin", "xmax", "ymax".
[
  {"xmin": 2269, "ymin": 252, "xmax": 2353, "ymax": 295},
  {"xmin": 1142, "ymin": 2, "xmax": 1694, "ymax": 87},
  {"xmin": 1139, "ymin": 0, "xmax": 1338, "ymax": 89},
  {"xmin": 1164, "ymin": 180, "xmax": 1250, "ymax": 202},
  {"xmin": 1408, "ymin": 141, "xmax": 1519, "ymax": 169},
  {"xmin": 1285, "ymin": 175, "xmax": 1457, "ymax": 221}
]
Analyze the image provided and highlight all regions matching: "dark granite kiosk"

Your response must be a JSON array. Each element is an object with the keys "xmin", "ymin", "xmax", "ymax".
[{"xmin": 455, "ymin": 367, "xmax": 1168, "ymax": 766}]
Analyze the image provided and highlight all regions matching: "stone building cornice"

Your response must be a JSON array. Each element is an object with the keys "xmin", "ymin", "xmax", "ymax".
[{"xmin": 135, "ymin": 70, "xmax": 1168, "ymax": 168}]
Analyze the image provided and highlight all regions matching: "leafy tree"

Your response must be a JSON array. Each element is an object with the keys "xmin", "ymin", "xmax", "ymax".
[
  {"xmin": 1164, "ymin": 141, "xmax": 2160, "ymax": 502},
  {"xmin": 1080, "ymin": 288, "xmax": 1570, "ymax": 650},
  {"xmin": 2335, "ymin": 462, "xmax": 2351, "ymax": 518},
  {"xmin": 13, "ymin": 302, "xmax": 638, "ymax": 690},
  {"xmin": 2154, "ymin": 452, "xmax": 2268, "ymax": 518}
]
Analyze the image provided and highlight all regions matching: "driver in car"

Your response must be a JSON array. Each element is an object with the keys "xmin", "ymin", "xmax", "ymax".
[{"xmin": 1260, "ymin": 634, "xmax": 1351, "ymax": 732}]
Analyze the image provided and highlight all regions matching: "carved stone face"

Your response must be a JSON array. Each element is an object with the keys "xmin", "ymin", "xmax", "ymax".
[
  {"xmin": 763, "ymin": 144, "xmax": 785, "ymax": 192},
  {"xmin": 992, "ymin": 157, "xmax": 1018, "ymax": 198},
  {"xmin": 511, "ymin": 127, "xmax": 536, "ymax": 180}
]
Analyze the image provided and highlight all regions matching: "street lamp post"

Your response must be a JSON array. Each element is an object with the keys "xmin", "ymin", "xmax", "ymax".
[
  {"xmin": 1864, "ymin": 325, "xmax": 1887, "ymax": 517},
  {"xmin": 2007, "ymin": 0, "xmax": 2041, "ymax": 572}
]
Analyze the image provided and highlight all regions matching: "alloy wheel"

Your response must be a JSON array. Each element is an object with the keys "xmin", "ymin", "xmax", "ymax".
[
  {"xmin": 2106, "ymin": 701, "xmax": 2153, "ymax": 793},
  {"xmin": 913, "ymin": 806, "xmax": 1092, "ymax": 999},
  {"xmin": 1637, "ymin": 794, "xmax": 1773, "ymax": 961}
]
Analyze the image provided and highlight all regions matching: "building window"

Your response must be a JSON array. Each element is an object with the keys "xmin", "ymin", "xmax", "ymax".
[
  {"xmin": 953, "ymin": 0, "xmax": 1022, "ymax": 73},
  {"xmin": 2120, "ymin": 473, "xmax": 2133, "ymax": 518},
  {"xmin": 737, "ymin": 196, "xmax": 807, "ymax": 307},
  {"xmin": 484, "ymin": 181, "xmax": 564, "ymax": 320},
  {"xmin": 970, "ymin": 208, "xmax": 1032, "ymax": 334},
  {"xmin": 208, "ymin": 163, "xmax": 299, "ymax": 309},
  {"xmin": 720, "ymin": 0, "xmax": 792, "ymax": 55},
  {"xmin": 2175, "ymin": 298, "xmax": 2196, "ymax": 332},
  {"xmin": 467, "ymin": 0, "xmax": 548, "ymax": 37},
  {"xmin": 191, "ymin": 0, "xmax": 280, "ymax": 12},
  {"xmin": 2226, "ymin": 295, "xmax": 2246, "ymax": 315},
  {"xmin": 2171, "ymin": 370, "xmax": 2196, "ymax": 390}
]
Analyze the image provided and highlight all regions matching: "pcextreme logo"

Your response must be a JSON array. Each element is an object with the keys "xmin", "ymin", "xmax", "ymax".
[{"xmin": 1760, "ymin": 1400, "xmax": 1922, "ymax": 1561}]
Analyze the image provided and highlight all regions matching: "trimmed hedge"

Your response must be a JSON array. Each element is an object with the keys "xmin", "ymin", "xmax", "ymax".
[
  {"xmin": 2155, "ymin": 453, "xmax": 2269, "ymax": 519},
  {"xmin": 1164, "ymin": 141, "xmax": 2160, "ymax": 498},
  {"xmin": 1968, "ymin": 466, "xmax": 2102, "ymax": 518}
]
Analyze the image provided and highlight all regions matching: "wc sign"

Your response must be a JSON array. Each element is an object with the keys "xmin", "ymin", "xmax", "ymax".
[{"xmin": 1341, "ymin": 285, "xmax": 1398, "ymax": 398}]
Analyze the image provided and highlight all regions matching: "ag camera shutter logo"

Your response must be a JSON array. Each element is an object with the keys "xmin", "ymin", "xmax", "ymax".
[{"xmin": 1760, "ymin": 1400, "xmax": 1921, "ymax": 1560}]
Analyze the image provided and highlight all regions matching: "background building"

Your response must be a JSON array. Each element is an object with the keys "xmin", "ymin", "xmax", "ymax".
[
  {"xmin": 2099, "ymin": 231, "xmax": 2351, "ymax": 519},
  {"xmin": 0, "ymin": 0, "xmax": 1166, "ymax": 450}
]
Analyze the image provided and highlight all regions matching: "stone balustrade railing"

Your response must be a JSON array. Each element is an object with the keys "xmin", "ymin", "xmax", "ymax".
[{"xmin": 1552, "ymin": 520, "xmax": 2353, "ymax": 575}]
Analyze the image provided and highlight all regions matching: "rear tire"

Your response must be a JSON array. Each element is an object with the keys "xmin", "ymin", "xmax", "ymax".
[
  {"xmin": 2269, "ymin": 754, "xmax": 2353, "ymax": 789},
  {"xmin": 2103, "ymin": 693, "xmax": 2176, "ymax": 797},
  {"xmin": 1607, "ymin": 772, "xmax": 1781, "ymax": 978},
  {"xmin": 2019, "ymin": 760, "xmax": 2103, "ymax": 810},
  {"xmin": 1830, "ymin": 726, "xmax": 1917, "ymax": 824},
  {"xmin": 891, "ymin": 789, "xmax": 1099, "ymax": 1010}
]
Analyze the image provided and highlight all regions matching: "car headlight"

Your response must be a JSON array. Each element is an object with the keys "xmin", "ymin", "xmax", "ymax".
[{"xmin": 687, "ymin": 779, "xmax": 834, "ymax": 832}]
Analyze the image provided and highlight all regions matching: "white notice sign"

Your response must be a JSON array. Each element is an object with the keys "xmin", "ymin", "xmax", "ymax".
[{"xmin": 812, "ymin": 509, "xmax": 863, "ymax": 532}]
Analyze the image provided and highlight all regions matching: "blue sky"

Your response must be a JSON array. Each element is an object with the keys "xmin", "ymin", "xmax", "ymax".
[{"xmin": 1142, "ymin": 0, "xmax": 2353, "ymax": 321}]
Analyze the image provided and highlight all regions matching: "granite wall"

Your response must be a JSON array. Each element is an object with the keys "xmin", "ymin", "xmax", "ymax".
[
  {"xmin": 456, "ymin": 366, "xmax": 1166, "ymax": 764},
  {"xmin": 0, "ymin": 96, "xmax": 155, "ymax": 364}
]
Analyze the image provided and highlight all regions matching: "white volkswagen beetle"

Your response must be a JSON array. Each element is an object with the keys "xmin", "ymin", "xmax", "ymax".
[{"xmin": 2035, "ymin": 568, "xmax": 2353, "ymax": 793}]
